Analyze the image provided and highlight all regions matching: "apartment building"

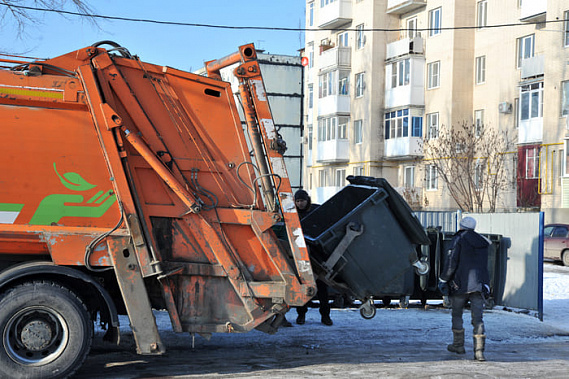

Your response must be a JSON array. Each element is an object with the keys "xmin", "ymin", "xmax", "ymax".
[{"xmin": 303, "ymin": 0, "xmax": 569, "ymax": 223}]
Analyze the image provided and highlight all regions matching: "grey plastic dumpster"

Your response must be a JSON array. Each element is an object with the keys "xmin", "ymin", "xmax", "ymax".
[{"xmin": 301, "ymin": 178, "xmax": 429, "ymax": 318}]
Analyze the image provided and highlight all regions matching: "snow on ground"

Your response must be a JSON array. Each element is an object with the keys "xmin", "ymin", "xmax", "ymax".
[{"xmin": 79, "ymin": 263, "xmax": 569, "ymax": 378}]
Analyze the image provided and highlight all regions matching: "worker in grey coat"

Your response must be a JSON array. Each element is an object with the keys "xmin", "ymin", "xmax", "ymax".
[{"xmin": 438, "ymin": 216, "xmax": 490, "ymax": 361}]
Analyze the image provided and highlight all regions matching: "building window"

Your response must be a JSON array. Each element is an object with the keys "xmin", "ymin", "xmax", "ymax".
[
  {"xmin": 427, "ymin": 112, "xmax": 439, "ymax": 139},
  {"xmin": 428, "ymin": 7, "xmax": 442, "ymax": 37},
  {"xmin": 562, "ymin": 80, "xmax": 569, "ymax": 116},
  {"xmin": 308, "ymin": 84, "xmax": 313, "ymax": 109},
  {"xmin": 404, "ymin": 166, "xmax": 415, "ymax": 188},
  {"xmin": 427, "ymin": 61, "xmax": 440, "ymax": 89},
  {"xmin": 475, "ymin": 56, "xmax": 486, "ymax": 84},
  {"xmin": 320, "ymin": 0, "xmax": 336, "ymax": 7},
  {"xmin": 407, "ymin": 17, "xmax": 418, "ymax": 39},
  {"xmin": 514, "ymin": 98, "xmax": 519, "ymax": 128},
  {"xmin": 319, "ymin": 170, "xmax": 328, "ymax": 187},
  {"xmin": 355, "ymin": 72, "xmax": 365, "ymax": 98},
  {"xmin": 520, "ymin": 82, "xmax": 543, "ymax": 121},
  {"xmin": 307, "ymin": 42, "xmax": 314, "ymax": 69},
  {"xmin": 391, "ymin": 59, "xmax": 410, "ymax": 88},
  {"xmin": 339, "ymin": 72, "xmax": 349, "ymax": 95},
  {"xmin": 335, "ymin": 169, "xmax": 346, "ymax": 187},
  {"xmin": 354, "ymin": 119, "xmax": 363, "ymax": 144},
  {"xmin": 353, "ymin": 165, "xmax": 364, "ymax": 176},
  {"xmin": 308, "ymin": 125, "xmax": 313, "ymax": 151},
  {"xmin": 426, "ymin": 165, "xmax": 438, "ymax": 190},
  {"xmin": 318, "ymin": 116, "xmax": 349, "ymax": 141},
  {"xmin": 477, "ymin": 1, "xmax": 487, "ymax": 28},
  {"xmin": 475, "ymin": 109, "xmax": 484, "ymax": 137},
  {"xmin": 526, "ymin": 147, "xmax": 539, "ymax": 179},
  {"xmin": 474, "ymin": 161, "xmax": 484, "ymax": 191},
  {"xmin": 564, "ymin": 140, "xmax": 569, "ymax": 176},
  {"xmin": 309, "ymin": 2, "xmax": 314, "ymax": 27},
  {"xmin": 412, "ymin": 116, "xmax": 423, "ymax": 137},
  {"xmin": 517, "ymin": 34, "xmax": 534, "ymax": 68},
  {"xmin": 384, "ymin": 109, "xmax": 410, "ymax": 139},
  {"xmin": 338, "ymin": 31, "xmax": 349, "ymax": 47},
  {"xmin": 565, "ymin": 11, "xmax": 569, "ymax": 47},
  {"xmin": 319, "ymin": 71, "xmax": 336, "ymax": 98},
  {"xmin": 356, "ymin": 24, "xmax": 365, "ymax": 49}
]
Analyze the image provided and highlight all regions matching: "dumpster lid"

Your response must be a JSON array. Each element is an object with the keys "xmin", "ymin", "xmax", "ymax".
[{"xmin": 346, "ymin": 176, "xmax": 430, "ymax": 245}]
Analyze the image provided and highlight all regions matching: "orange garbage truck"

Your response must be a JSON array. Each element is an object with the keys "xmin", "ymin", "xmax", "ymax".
[{"xmin": 0, "ymin": 42, "xmax": 315, "ymax": 379}]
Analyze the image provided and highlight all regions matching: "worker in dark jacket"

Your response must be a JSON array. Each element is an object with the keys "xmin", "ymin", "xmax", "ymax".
[
  {"xmin": 293, "ymin": 189, "xmax": 333, "ymax": 326},
  {"xmin": 438, "ymin": 216, "xmax": 490, "ymax": 361}
]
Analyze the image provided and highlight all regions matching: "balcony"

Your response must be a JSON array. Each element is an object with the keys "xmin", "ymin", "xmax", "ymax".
[
  {"xmin": 384, "ymin": 136, "xmax": 422, "ymax": 159},
  {"xmin": 318, "ymin": 0, "xmax": 352, "ymax": 29},
  {"xmin": 319, "ymin": 46, "xmax": 351, "ymax": 71},
  {"xmin": 318, "ymin": 94, "xmax": 350, "ymax": 116},
  {"xmin": 386, "ymin": 36, "xmax": 423, "ymax": 60},
  {"xmin": 384, "ymin": 58, "xmax": 425, "ymax": 109},
  {"xmin": 316, "ymin": 139, "xmax": 349, "ymax": 163},
  {"xmin": 518, "ymin": 118, "xmax": 543, "ymax": 144},
  {"xmin": 520, "ymin": 0, "xmax": 546, "ymax": 22},
  {"xmin": 521, "ymin": 55, "xmax": 544, "ymax": 79},
  {"xmin": 387, "ymin": 0, "xmax": 427, "ymax": 15}
]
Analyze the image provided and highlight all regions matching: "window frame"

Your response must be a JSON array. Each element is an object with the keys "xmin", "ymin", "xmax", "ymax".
[
  {"xmin": 565, "ymin": 10, "xmax": 569, "ymax": 47},
  {"xmin": 407, "ymin": 17, "xmax": 418, "ymax": 39},
  {"xmin": 404, "ymin": 166, "xmax": 415, "ymax": 188},
  {"xmin": 354, "ymin": 119, "xmax": 363, "ymax": 144},
  {"xmin": 475, "ymin": 109, "xmax": 484, "ymax": 137},
  {"xmin": 520, "ymin": 82, "xmax": 543, "ymax": 121},
  {"xmin": 426, "ymin": 164, "xmax": 438, "ymax": 190},
  {"xmin": 426, "ymin": 112, "xmax": 439, "ymax": 139},
  {"xmin": 355, "ymin": 72, "xmax": 365, "ymax": 98},
  {"xmin": 475, "ymin": 55, "xmax": 486, "ymax": 85},
  {"xmin": 338, "ymin": 31, "xmax": 349, "ymax": 47},
  {"xmin": 517, "ymin": 34, "xmax": 535, "ymax": 68},
  {"xmin": 428, "ymin": 7, "xmax": 442, "ymax": 37},
  {"xmin": 335, "ymin": 169, "xmax": 346, "ymax": 187},
  {"xmin": 477, "ymin": 1, "xmax": 487, "ymax": 28},
  {"xmin": 356, "ymin": 24, "xmax": 365, "ymax": 49},
  {"xmin": 562, "ymin": 80, "xmax": 569, "ymax": 116},
  {"xmin": 427, "ymin": 61, "xmax": 440, "ymax": 89},
  {"xmin": 525, "ymin": 147, "xmax": 539, "ymax": 179}
]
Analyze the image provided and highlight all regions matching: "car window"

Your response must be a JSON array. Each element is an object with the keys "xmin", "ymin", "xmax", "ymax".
[
  {"xmin": 552, "ymin": 226, "xmax": 569, "ymax": 238},
  {"xmin": 544, "ymin": 226, "xmax": 554, "ymax": 237}
]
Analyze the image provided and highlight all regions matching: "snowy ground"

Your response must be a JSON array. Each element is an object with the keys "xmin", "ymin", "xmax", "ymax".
[{"xmin": 76, "ymin": 263, "xmax": 569, "ymax": 378}]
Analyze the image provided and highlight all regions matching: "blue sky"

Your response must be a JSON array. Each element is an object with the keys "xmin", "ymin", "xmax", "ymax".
[{"xmin": 1, "ymin": 1, "xmax": 306, "ymax": 72}]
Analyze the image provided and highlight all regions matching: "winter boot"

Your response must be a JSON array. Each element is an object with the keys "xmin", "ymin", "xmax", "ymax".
[
  {"xmin": 473, "ymin": 334, "xmax": 486, "ymax": 361},
  {"xmin": 447, "ymin": 329, "xmax": 466, "ymax": 354}
]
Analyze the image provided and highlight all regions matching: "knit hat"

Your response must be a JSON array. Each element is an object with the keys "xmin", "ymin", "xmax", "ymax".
[
  {"xmin": 459, "ymin": 216, "xmax": 476, "ymax": 230},
  {"xmin": 294, "ymin": 189, "xmax": 310, "ymax": 201}
]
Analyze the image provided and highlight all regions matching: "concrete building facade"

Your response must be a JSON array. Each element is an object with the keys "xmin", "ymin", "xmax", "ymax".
[{"xmin": 303, "ymin": 0, "xmax": 569, "ymax": 223}]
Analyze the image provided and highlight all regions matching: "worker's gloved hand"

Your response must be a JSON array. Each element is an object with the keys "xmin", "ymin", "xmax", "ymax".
[{"xmin": 438, "ymin": 280, "xmax": 449, "ymax": 296}]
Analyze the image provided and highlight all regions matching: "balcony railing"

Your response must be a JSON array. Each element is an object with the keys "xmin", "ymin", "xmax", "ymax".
[
  {"xmin": 386, "ymin": 36, "xmax": 423, "ymax": 60},
  {"xmin": 521, "ymin": 55, "xmax": 544, "ymax": 79},
  {"xmin": 520, "ymin": 0, "xmax": 546, "ymax": 22},
  {"xmin": 316, "ymin": 139, "xmax": 349, "ymax": 163},
  {"xmin": 319, "ymin": 46, "xmax": 351, "ymax": 71},
  {"xmin": 518, "ymin": 118, "xmax": 543, "ymax": 144},
  {"xmin": 317, "ymin": 94, "xmax": 350, "ymax": 116},
  {"xmin": 384, "ymin": 136, "xmax": 422, "ymax": 159},
  {"xmin": 387, "ymin": 0, "xmax": 427, "ymax": 15},
  {"xmin": 318, "ymin": 0, "xmax": 352, "ymax": 29}
]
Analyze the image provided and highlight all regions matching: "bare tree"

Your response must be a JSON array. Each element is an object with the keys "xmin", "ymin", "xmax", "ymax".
[
  {"xmin": 423, "ymin": 121, "xmax": 514, "ymax": 213},
  {"xmin": 1, "ymin": 1, "xmax": 95, "ymax": 36}
]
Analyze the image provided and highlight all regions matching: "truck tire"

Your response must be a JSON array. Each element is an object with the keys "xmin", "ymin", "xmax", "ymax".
[{"xmin": 0, "ymin": 281, "xmax": 93, "ymax": 379}]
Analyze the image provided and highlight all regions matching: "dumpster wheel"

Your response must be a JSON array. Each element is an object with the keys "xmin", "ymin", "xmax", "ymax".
[{"xmin": 359, "ymin": 299, "xmax": 376, "ymax": 319}]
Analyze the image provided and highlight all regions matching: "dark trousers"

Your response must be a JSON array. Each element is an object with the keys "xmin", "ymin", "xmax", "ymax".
[
  {"xmin": 297, "ymin": 279, "xmax": 330, "ymax": 318},
  {"xmin": 450, "ymin": 291, "xmax": 485, "ymax": 334}
]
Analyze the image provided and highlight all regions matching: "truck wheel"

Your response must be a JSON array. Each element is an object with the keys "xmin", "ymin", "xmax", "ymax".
[{"xmin": 0, "ymin": 281, "xmax": 93, "ymax": 379}]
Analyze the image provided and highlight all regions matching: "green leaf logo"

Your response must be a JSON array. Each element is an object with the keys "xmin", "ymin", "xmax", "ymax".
[{"xmin": 54, "ymin": 163, "xmax": 97, "ymax": 191}]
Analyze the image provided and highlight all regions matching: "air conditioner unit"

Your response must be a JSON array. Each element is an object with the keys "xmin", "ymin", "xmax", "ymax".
[{"xmin": 498, "ymin": 102, "xmax": 512, "ymax": 114}]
